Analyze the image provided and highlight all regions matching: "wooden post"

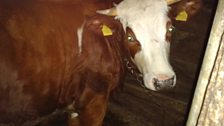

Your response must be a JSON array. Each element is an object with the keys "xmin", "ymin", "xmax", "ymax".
[{"xmin": 186, "ymin": 0, "xmax": 224, "ymax": 125}]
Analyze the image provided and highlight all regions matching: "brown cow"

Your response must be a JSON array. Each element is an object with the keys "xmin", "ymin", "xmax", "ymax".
[{"xmin": 0, "ymin": 0, "xmax": 201, "ymax": 126}]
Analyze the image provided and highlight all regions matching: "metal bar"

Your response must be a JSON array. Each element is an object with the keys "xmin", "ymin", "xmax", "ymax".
[{"xmin": 186, "ymin": 0, "xmax": 224, "ymax": 125}]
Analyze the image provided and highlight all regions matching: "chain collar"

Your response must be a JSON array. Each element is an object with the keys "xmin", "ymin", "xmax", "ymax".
[{"xmin": 124, "ymin": 58, "xmax": 148, "ymax": 89}]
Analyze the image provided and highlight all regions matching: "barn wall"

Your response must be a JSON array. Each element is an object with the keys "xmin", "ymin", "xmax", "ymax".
[{"xmin": 187, "ymin": 0, "xmax": 224, "ymax": 125}]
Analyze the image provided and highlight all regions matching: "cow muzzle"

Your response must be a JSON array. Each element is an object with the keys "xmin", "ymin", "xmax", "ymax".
[
  {"xmin": 144, "ymin": 74, "xmax": 176, "ymax": 91},
  {"xmin": 153, "ymin": 75, "xmax": 175, "ymax": 90}
]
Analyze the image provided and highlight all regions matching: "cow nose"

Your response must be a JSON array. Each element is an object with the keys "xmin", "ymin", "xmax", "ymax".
[{"xmin": 153, "ymin": 76, "xmax": 175, "ymax": 90}]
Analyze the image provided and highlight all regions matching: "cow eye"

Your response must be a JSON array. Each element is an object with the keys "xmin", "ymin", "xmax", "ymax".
[
  {"xmin": 167, "ymin": 25, "xmax": 175, "ymax": 32},
  {"xmin": 127, "ymin": 35, "xmax": 135, "ymax": 42}
]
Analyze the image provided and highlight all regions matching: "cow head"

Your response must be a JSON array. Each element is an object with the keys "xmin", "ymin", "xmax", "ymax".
[{"xmin": 97, "ymin": 0, "xmax": 201, "ymax": 91}]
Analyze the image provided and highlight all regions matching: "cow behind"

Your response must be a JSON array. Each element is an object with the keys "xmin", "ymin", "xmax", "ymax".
[{"xmin": 0, "ymin": 0, "xmax": 201, "ymax": 126}]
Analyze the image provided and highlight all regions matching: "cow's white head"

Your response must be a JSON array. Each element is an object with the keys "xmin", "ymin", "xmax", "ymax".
[{"xmin": 97, "ymin": 0, "xmax": 201, "ymax": 91}]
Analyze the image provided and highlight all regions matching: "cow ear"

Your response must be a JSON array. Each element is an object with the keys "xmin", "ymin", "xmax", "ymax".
[{"xmin": 169, "ymin": 0, "xmax": 202, "ymax": 21}]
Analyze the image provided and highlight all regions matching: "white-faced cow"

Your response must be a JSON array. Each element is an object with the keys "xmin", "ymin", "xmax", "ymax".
[{"xmin": 0, "ymin": 0, "xmax": 201, "ymax": 125}]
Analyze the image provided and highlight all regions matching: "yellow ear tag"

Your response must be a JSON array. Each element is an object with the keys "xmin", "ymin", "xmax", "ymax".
[
  {"xmin": 101, "ymin": 24, "xmax": 113, "ymax": 36},
  {"xmin": 175, "ymin": 10, "xmax": 188, "ymax": 22}
]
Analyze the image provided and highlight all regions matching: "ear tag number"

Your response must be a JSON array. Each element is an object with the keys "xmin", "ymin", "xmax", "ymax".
[
  {"xmin": 175, "ymin": 10, "xmax": 188, "ymax": 22},
  {"xmin": 102, "ymin": 24, "xmax": 113, "ymax": 36}
]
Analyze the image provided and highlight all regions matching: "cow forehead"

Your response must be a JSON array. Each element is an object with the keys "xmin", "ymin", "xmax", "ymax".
[
  {"xmin": 133, "ymin": 15, "xmax": 168, "ymax": 42},
  {"xmin": 116, "ymin": 0, "xmax": 169, "ymax": 22},
  {"xmin": 116, "ymin": 0, "xmax": 169, "ymax": 42}
]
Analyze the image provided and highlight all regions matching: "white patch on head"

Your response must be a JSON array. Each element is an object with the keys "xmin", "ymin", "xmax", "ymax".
[
  {"xmin": 115, "ymin": 0, "xmax": 176, "ymax": 90},
  {"xmin": 77, "ymin": 23, "xmax": 84, "ymax": 54}
]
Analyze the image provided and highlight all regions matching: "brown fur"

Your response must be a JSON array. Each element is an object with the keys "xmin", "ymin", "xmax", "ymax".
[{"xmin": 125, "ymin": 27, "xmax": 141, "ymax": 58}]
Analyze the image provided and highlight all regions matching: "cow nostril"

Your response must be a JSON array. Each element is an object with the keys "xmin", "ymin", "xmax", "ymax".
[
  {"xmin": 153, "ymin": 78, "xmax": 162, "ymax": 90},
  {"xmin": 163, "ymin": 77, "xmax": 174, "ymax": 87}
]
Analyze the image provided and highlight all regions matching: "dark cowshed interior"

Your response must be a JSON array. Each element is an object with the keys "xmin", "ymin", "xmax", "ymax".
[{"xmin": 0, "ymin": 0, "xmax": 218, "ymax": 126}]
